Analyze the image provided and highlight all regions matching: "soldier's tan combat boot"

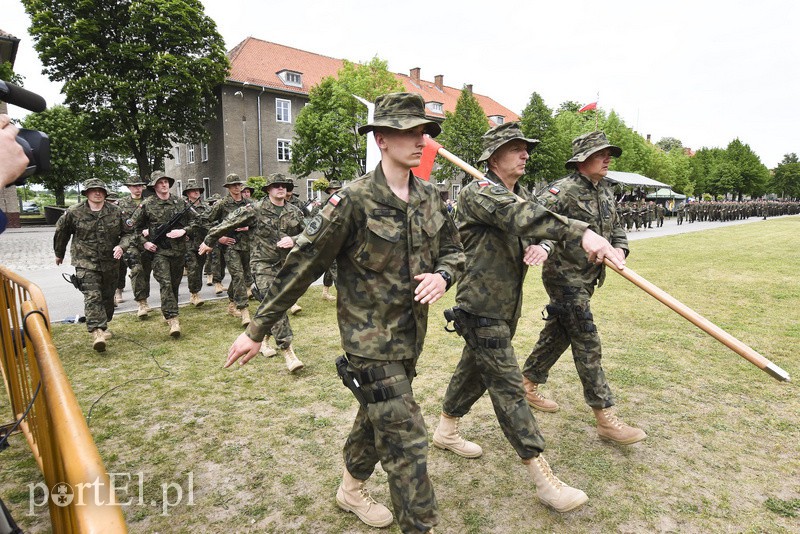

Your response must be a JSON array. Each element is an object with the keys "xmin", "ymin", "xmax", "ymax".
[
  {"xmin": 522, "ymin": 377, "xmax": 559, "ymax": 413},
  {"xmin": 190, "ymin": 292, "xmax": 204, "ymax": 307},
  {"xmin": 322, "ymin": 286, "xmax": 336, "ymax": 301},
  {"xmin": 136, "ymin": 299, "xmax": 149, "ymax": 319},
  {"xmin": 432, "ymin": 413, "xmax": 483, "ymax": 458},
  {"xmin": 240, "ymin": 308, "xmax": 251, "ymax": 327},
  {"xmin": 214, "ymin": 282, "xmax": 226, "ymax": 295},
  {"xmin": 525, "ymin": 455, "xmax": 588, "ymax": 512},
  {"xmin": 114, "ymin": 288, "xmax": 124, "ymax": 304},
  {"xmin": 260, "ymin": 338, "xmax": 276, "ymax": 357},
  {"xmin": 167, "ymin": 317, "xmax": 181, "ymax": 338},
  {"xmin": 335, "ymin": 468, "xmax": 393, "ymax": 528},
  {"xmin": 289, "ymin": 303, "xmax": 302, "ymax": 315},
  {"xmin": 227, "ymin": 302, "xmax": 242, "ymax": 318},
  {"xmin": 206, "ymin": 274, "xmax": 213, "ymax": 286},
  {"xmin": 91, "ymin": 329, "xmax": 107, "ymax": 352},
  {"xmin": 282, "ymin": 345, "xmax": 304, "ymax": 373},
  {"xmin": 103, "ymin": 329, "xmax": 113, "ymax": 340},
  {"xmin": 593, "ymin": 407, "xmax": 647, "ymax": 445}
]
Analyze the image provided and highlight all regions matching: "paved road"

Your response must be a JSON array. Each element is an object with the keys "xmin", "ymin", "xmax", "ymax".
[{"xmin": 0, "ymin": 215, "xmax": 785, "ymax": 322}]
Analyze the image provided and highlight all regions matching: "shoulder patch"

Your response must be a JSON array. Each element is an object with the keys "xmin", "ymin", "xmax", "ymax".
[
  {"xmin": 306, "ymin": 214, "xmax": 323, "ymax": 236},
  {"xmin": 549, "ymin": 187, "xmax": 560, "ymax": 195},
  {"xmin": 328, "ymin": 193, "xmax": 341, "ymax": 207},
  {"xmin": 477, "ymin": 180, "xmax": 491, "ymax": 187},
  {"xmin": 490, "ymin": 186, "xmax": 508, "ymax": 195}
]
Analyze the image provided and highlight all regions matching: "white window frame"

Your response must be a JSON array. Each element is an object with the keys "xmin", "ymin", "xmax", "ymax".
[
  {"xmin": 200, "ymin": 142, "xmax": 208, "ymax": 162},
  {"xmin": 277, "ymin": 139, "xmax": 292, "ymax": 161},
  {"xmin": 276, "ymin": 98, "xmax": 292, "ymax": 123},
  {"xmin": 202, "ymin": 177, "xmax": 211, "ymax": 199},
  {"xmin": 452, "ymin": 183, "xmax": 461, "ymax": 199},
  {"xmin": 175, "ymin": 180, "xmax": 183, "ymax": 196},
  {"xmin": 489, "ymin": 115, "xmax": 505, "ymax": 125},
  {"xmin": 187, "ymin": 144, "xmax": 195, "ymax": 164},
  {"xmin": 175, "ymin": 146, "xmax": 181, "ymax": 165}
]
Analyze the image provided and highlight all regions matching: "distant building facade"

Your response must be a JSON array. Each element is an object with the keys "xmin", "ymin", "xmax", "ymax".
[{"xmin": 165, "ymin": 38, "xmax": 520, "ymax": 202}]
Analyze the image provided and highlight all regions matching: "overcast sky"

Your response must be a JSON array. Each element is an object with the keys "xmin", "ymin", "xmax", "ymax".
[{"xmin": 5, "ymin": 0, "xmax": 799, "ymax": 168}]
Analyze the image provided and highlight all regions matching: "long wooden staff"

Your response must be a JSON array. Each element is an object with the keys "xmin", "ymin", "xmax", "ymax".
[{"xmin": 422, "ymin": 135, "xmax": 791, "ymax": 382}]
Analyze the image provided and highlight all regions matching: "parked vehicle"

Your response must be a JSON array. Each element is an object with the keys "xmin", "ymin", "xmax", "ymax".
[{"xmin": 22, "ymin": 201, "xmax": 40, "ymax": 214}]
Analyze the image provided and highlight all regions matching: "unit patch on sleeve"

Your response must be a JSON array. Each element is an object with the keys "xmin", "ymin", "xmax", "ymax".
[
  {"xmin": 548, "ymin": 186, "xmax": 560, "ymax": 195},
  {"xmin": 328, "ymin": 193, "xmax": 341, "ymax": 206}
]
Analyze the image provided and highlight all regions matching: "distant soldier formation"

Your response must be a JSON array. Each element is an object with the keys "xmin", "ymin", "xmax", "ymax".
[{"xmin": 618, "ymin": 198, "xmax": 799, "ymax": 230}]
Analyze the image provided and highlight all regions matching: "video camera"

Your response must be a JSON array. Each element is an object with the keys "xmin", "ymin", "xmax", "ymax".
[{"xmin": 0, "ymin": 80, "xmax": 51, "ymax": 186}]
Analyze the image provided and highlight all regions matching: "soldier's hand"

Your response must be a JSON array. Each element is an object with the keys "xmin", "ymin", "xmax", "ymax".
[
  {"xmin": 142, "ymin": 229, "xmax": 149, "ymax": 238},
  {"xmin": 219, "ymin": 236, "xmax": 236, "ymax": 246},
  {"xmin": 413, "ymin": 272, "xmax": 446, "ymax": 305},
  {"xmin": 112, "ymin": 246, "xmax": 123, "ymax": 260},
  {"xmin": 55, "ymin": 257, "xmax": 63, "ymax": 265},
  {"xmin": 166, "ymin": 228, "xmax": 186, "ymax": 239},
  {"xmin": 276, "ymin": 236, "xmax": 294, "ymax": 249},
  {"xmin": 235, "ymin": 226, "xmax": 249, "ymax": 232},
  {"xmin": 144, "ymin": 241, "xmax": 158, "ymax": 253},
  {"xmin": 580, "ymin": 229, "xmax": 625, "ymax": 269},
  {"xmin": 523, "ymin": 244, "xmax": 549, "ymax": 266},
  {"xmin": 198, "ymin": 243, "xmax": 213, "ymax": 256},
  {"xmin": 225, "ymin": 331, "xmax": 262, "ymax": 368}
]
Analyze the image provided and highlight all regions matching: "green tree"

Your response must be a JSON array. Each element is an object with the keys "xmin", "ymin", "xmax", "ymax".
[
  {"xmin": 519, "ymin": 92, "xmax": 561, "ymax": 188},
  {"xmin": 22, "ymin": 105, "xmax": 129, "ymax": 205},
  {"xmin": 772, "ymin": 158, "xmax": 800, "ymax": 199},
  {"xmin": 290, "ymin": 57, "xmax": 402, "ymax": 180},
  {"xmin": 434, "ymin": 87, "xmax": 488, "ymax": 184},
  {"xmin": 655, "ymin": 137, "xmax": 684, "ymax": 153},
  {"xmin": 725, "ymin": 138, "xmax": 770, "ymax": 199},
  {"xmin": 22, "ymin": 0, "xmax": 229, "ymax": 181}
]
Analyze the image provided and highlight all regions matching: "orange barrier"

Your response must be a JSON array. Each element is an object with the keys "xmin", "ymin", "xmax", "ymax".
[{"xmin": 0, "ymin": 266, "xmax": 127, "ymax": 533}]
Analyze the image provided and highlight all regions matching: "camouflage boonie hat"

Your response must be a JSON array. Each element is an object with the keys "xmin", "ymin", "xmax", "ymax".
[
  {"xmin": 106, "ymin": 192, "xmax": 119, "ymax": 202},
  {"xmin": 262, "ymin": 173, "xmax": 295, "ymax": 192},
  {"xmin": 123, "ymin": 175, "xmax": 147, "ymax": 186},
  {"xmin": 477, "ymin": 122, "xmax": 539, "ymax": 163},
  {"xmin": 565, "ymin": 131, "xmax": 622, "ymax": 169},
  {"xmin": 357, "ymin": 92, "xmax": 441, "ymax": 137},
  {"xmin": 325, "ymin": 180, "xmax": 343, "ymax": 193},
  {"xmin": 242, "ymin": 185, "xmax": 255, "ymax": 195},
  {"xmin": 182, "ymin": 178, "xmax": 204, "ymax": 195},
  {"xmin": 148, "ymin": 170, "xmax": 175, "ymax": 189},
  {"xmin": 80, "ymin": 178, "xmax": 109, "ymax": 196},
  {"xmin": 223, "ymin": 173, "xmax": 246, "ymax": 187}
]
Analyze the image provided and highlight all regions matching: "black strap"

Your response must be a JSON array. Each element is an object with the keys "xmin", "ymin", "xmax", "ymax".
[
  {"xmin": 477, "ymin": 337, "xmax": 509, "ymax": 349},
  {"xmin": 354, "ymin": 362, "xmax": 406, "ymax": 385},
  {"xmin": 362, "ymin": 379, "xmax": 412, "ymax": 403}
]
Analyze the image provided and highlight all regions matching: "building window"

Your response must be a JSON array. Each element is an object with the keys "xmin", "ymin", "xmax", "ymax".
[
  {"xmin": 489, "ymin": 115, "xmax": 505, "ymax": 125},
  {"xmin": 200, "ymin": 142, "xmax": 208, "ymax": 162},
  {"xmin": 202, "ymin": 177, "xmax": 211, "ymax": 199},
  {"xmin": 176, "ymin": 180, "xmax": 183, "ymax": 196},
  {"xmin": 426, "ymin": 101, "xmax": 443, "ymax": 114},
  {"xmin": 276, "ymin": 99, "xmax": 291, "ymax": 122},
  {"xmin": 277, "ymin": 139, "xmax": 292, "ymax": 161},
  {"xmin": 175, "ymin": 146, "xmax": 181, "ymax": 165},
  {"xmin": 278, "ymin": 70, "xmax": 303, "ymax": 87},
  {"xmin": 187, "ymin": 144, "xmax": 195, "ymax": 164},
  {"xmin": 452, "ymin": 183, "xmax": 461, "ymax": 199}
]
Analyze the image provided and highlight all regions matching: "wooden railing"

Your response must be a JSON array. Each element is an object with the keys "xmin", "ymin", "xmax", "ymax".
[{"xmin": 0, "ymin": 265, "xmax": 127, "ymax": 533}]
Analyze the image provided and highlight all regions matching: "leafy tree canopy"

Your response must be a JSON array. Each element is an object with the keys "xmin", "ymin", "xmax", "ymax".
[
  {"xmin": 434, "ymin": 87, "xmax": 489, "ymax": 184},
  {"xmin": 519, "ymin": 92, "xmax": 561, "ymax": 188},
  {"xmin": 22, "ymin": 0, "xmax": 229, "ymax": 181},
  {"xmin": 655, "ymin": 136, "xmax": 684, "ymax": 153}
]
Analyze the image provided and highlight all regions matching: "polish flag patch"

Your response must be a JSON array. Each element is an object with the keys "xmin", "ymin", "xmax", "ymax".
[
  {"xmin": 549, "ymin": 187, "xmax": 560, "ymax": 195},
  {"xmin": 477, "ymin": 180, "xmax": 491, "ymax": 187},
  {"xmin": 328, "ymin": 193, "xmax": 341, "ymax": 206}
]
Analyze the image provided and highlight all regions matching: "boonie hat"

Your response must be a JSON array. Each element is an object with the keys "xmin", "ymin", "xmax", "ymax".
[
  {"xmin": 565, "ymin": 131, "xmax": 622, "ymax": 169},
  {"xmin": 357, "ymin": 93, "xmax": 441, "ymax": 137},
  {"xmin": 182, "ymin": 178, "xmax": 204, "ymax": 195},
  {"xmin": 477, "ymin": 122, "xmax": 539, "ymax": 163},
  {"xmin": 262, "ymin": 173, "xmax": 295, "ymax": 193},
  {"xmin": 325, "ymin": 180, "xmax": 343, "ymax": 193},
  {"xmin": 148, "ymin": 170, "xmax": 175, "ymax": 189},
  {"xmin": 123, "ymin": 175, "xmax": 147, "ymax": 187},
  {"xmin": 80, "ymin": 178, "xmax": 109, "ymax": 196},
  {"xmin": 223, "ymin": 173, "xmax": 246, "ymax": 187}
]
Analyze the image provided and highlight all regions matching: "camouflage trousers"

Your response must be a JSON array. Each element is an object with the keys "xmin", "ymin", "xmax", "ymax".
[
  {"xmin": 344, "ymin": 355, "xmax": 438, "ymax": 533},
  {"xmin": 128, "ymin": 248, "xmax": 152, "ymax": 301},
  {"xmin": 210, "ymin": 246, "xmax": 225, "ymax": 282},
  {"xmin": 185, "ymin": 246, "xmax": 205, "ymax": 294},
  {"xmin": 151, "ymin": 252, "xmax": 184, "ymax": 319},
  {"xmin": 322, "ymin": 259, "xmax": 338, "ymax": 287},
  {"xmin": 116, "ymin": 261, "xmax": 127, "ymax": 291},
  {"xmin": 76, "ymin": 265, "xmax": 119, "ymax": 332},
  {"xmin": 251, "ymin": 260, "xmax": 292, "ymax": 349},
  {"xmin": 224, "ymin": 247, "xmax": 250, "ymax": 309},
  {"xmin": 521, "ymin": 285, "xmax": 614, "ymax": 409},
  {"xmin": 442, "ymin": 316, "xmax": 545, "ymax": 460}
]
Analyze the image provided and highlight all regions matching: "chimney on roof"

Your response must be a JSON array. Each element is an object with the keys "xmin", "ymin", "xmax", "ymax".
[
  {"xmin": 646, "ymin": 134, "xmax": 651, "ymax": 143},
  {"xmin": 465, "ymin": 84, "xmax": 473, "ymax": 94},
  {"xmin": 434, "ymin": 75, "xmax": 443, "ymax": 91},
  {"xmin": 410, "ymin": 67, "xmax": 420, "ymax": 85}
]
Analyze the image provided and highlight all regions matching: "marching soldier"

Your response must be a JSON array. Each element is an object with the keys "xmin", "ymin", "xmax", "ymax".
[{"xmin": 182, "ymin": 178, "xmax": 210, "ymax": 307}]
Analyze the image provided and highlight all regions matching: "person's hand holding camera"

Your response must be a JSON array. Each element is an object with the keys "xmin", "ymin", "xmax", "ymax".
[{"xmin": 0, "ymin": 114, "xmax": 28, "ymax": 188}]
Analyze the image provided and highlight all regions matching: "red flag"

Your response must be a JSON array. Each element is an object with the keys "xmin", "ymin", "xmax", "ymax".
[
  {"xmin": 411, "ymin": 135, "xmax": 442, "ymax": 180},
  {"xmin": 578, "ymin": 102, "xmax": 597, "ymax": 113}
]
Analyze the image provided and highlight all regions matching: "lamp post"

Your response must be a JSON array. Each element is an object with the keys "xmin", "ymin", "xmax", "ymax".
[{"xmin": 234, "ymin": 90, "xmax": 248, "ymax": 179}]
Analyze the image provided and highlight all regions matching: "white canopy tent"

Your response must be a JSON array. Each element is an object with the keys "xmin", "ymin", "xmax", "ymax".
[{"xmin": 605, "ymin": 170, "xmax": 669, "ymax": 188}]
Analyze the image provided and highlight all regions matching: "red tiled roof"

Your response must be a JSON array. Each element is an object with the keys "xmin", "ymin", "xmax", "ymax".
[{"xmin": 227, "ymin": 37, "xmax": 519, "ymax": 124}]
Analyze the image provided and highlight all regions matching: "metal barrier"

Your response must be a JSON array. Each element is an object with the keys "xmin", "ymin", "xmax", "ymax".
[{"xmin": 0, "ymin": 265, "xmax": 127, "ymax": 533}]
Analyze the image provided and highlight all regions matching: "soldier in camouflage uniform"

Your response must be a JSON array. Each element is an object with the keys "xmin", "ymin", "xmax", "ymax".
[
  {"xmin": 224, "ymin": 93, "xmax": 464, "ymax": 533},
  {"xmin": 433, "ymin": 123, "xmax": 625, "ymax": 513},
  {"xmin": 521, "ymin": 132, "xmax": 647, "ymax": 445},
  {"xmin": 54, "ymin": 179, "xmax": 127, "ymax": 352},
  {"xmin": 182, "ymin": 178, "xmax": 210, "ymax": 307},
  {"xmin": 117, "ymin": 175, "xmax": 154, "ymax": 318},
  {"xmin": 201, "ymin": 173, "xmax": 306, "ymax": 370},
  {"xmin": 126, "ymin": 171, "xmax": 196, "ymax": 337},
  {"xmin": 206, "ymin": 174, "xmax": 253, "ymax": 322}
]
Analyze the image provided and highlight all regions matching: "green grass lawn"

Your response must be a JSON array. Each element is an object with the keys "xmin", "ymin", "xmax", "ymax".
[{"xmin": 2, "ymin": 217, "xmax": 799, "ymax": 533}]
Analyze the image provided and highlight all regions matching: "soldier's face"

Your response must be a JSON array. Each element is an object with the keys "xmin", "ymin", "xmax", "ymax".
[
  {"xmin": 267, "ymin": 184, "xmax": 287, "ymax": 203},
  {"xmin": 154, "ymin": 178, "xmax": 171, "ymax": 195},
  {"xmin": 127, "ymin": 184, "xmax": 144, "ymax": 198},
  {"xmin": 186, "ymin": 190, "xmax": 201, "ymax": 201},
  {"xmin": 86, "ymin": 188, "xmax": 106, "ymax": 204},
  {"xmin": 578, "ymin": 148, "xmax": 613, "ymax": 183},
  {"xmin": 489, "ymin": 140, "xmax": 529, "ymax": 181},
  {"xmin": 375, "ymin": 125, "xmax": 427, "ymax": 168}
]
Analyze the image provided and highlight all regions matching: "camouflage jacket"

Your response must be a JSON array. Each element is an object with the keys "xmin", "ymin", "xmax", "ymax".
[
  {"xmin": 455, "ymin": 172, "xmax": 589, "ymax": 322},
  {"xmin": 186, "ymin": 199, "xmax": 211, "ymax": 249},
  {"xmin": 538, "ymin": 171, "xmax": 628, "ymax": 289},
  {"xmin": 206, "ymin": 195, "xmax": 252, "ymax": 251},
  {"xmin": 124, "ymin": 194, "xmax": 196, "ymax": 257},
  {"xmin": 118, "ymin": 195, "xmax": 145, "ymax": 249},
  {"xmin": 54, "ymin": 200, "xmax": 126, "ymax": 269},
  {"xmin": 247, "ymin": 163, "xmax": 465, "ymax": 361},
  {"xmin": 205, "ymin": 199, "xmax": 305, "ymax": 265}
]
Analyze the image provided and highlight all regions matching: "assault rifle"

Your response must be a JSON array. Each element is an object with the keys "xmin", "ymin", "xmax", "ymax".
[{"xmin": 147, "ymin": 197, "xmax": 199, "ymax": 251}]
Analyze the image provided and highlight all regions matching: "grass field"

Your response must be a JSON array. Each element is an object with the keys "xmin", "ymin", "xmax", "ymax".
[{"xmin": 2, "ymin": 217, "xmax": 799, "ymax": 533}]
